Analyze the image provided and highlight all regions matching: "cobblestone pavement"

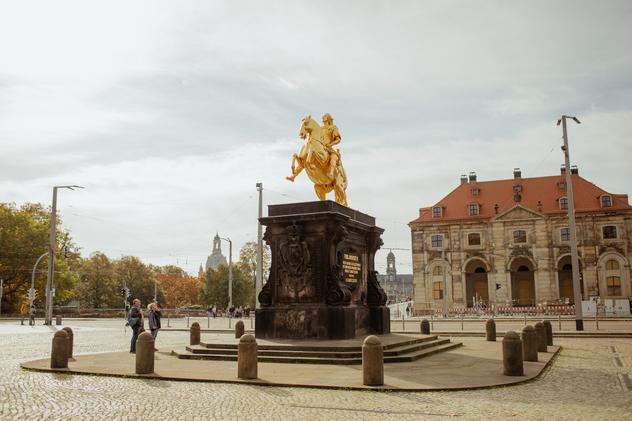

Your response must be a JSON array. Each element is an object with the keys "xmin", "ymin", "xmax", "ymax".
[{"xmin": 1, "ymin": 320, "xmax": 631, "ymax": 420}]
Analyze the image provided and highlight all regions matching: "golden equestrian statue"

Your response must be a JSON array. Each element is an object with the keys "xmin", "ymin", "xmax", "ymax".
[{"xmin": 286, "ymin": 113, "xmax": 348, "ymax": 206}]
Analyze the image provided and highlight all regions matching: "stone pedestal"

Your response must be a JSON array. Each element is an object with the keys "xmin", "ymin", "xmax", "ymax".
[{"xmin": 255, "ymin": 201, "xmax": 389, "ymax": 340}]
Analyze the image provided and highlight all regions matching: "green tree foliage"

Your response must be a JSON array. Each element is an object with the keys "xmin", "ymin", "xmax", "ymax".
[
  {"xmin": 238, "ymin": 241, "xmax": 271, "ymax": 282},
  {"xmin": 199, "ymin": 263, "xmax": 254, "ymax": 309},
  {"xmin": 0, "ymin": 203, "xmax": 80, "ymax": 313},
  {"xmin": 77, "ymin": 252, "xmax": 118, "ymax": 308}
]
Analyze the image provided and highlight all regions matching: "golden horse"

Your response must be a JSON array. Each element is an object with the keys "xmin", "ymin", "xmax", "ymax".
[{"xmin": 286, "ymin": 116, "xmax": 348, "ymax": 206}]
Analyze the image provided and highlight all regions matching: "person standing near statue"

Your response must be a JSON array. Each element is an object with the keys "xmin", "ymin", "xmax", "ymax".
[
  {"xmin": 147, "ymin": 302, "xmax": 161, "ymax": 350},
  {"xmin": 128, "ymin": 299, "xmax": 144, "ymax": 353},
  {"xmin": 321, "ymin": 113, "xmax": 341, "ymax": 179}
]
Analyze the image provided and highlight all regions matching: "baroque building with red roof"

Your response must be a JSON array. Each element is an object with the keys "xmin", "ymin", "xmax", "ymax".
[{"xmin": 409, "ymin": 167, "xmax": 632, "ymax": 312}]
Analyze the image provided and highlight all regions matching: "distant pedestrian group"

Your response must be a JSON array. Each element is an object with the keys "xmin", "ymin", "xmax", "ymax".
[{"xmin": 127, "ymin": 299, "xmax": 161, "ymax": 353}]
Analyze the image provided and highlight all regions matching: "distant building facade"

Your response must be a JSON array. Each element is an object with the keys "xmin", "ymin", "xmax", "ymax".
[
  {"xmin": 409, "ymin": 168, "xmax": 632, "ymax": 311},
  {"xmin": 205, "ymin": 233, "xmax": 227, "ymax": 271},
  {"xmin": 377, "ymin": 250, "xmax": 413, "ymax": 303}
]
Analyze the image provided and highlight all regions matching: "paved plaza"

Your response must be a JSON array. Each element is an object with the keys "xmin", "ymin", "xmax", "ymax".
[{"xmin": 1, "ymin": 319, "xmax": 631, "ymax": 419}]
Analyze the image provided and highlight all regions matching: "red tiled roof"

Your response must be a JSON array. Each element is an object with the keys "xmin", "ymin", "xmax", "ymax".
[{"xmin": 410, "ymin": 173, "xmax": 632, "ymax": 224}]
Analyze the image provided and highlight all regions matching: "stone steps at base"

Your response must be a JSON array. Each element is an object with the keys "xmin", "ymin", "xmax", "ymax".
[
  {"xmin": 198, "ymin": 334, "xmax": 440, "ymax": 352},
  {"xmin": 186, "ymin": 338, "xmax": 452, "ymax": 359},
  {"xmin": 172, "ymin": 338, "xmax": 462, "ymax": 365}
]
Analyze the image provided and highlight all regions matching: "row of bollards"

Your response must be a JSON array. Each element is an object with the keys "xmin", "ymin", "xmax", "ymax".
[
  {"xmin": 50, "ymin": 327, "xmax": 74, "ymax": 368},
  {"xmin": 503, "ymin": 320, "xmax": 554, "ymax": 376}
]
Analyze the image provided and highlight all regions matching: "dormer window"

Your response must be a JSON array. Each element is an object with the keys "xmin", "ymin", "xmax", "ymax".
[
  {"xmin": 432, "ymin": 206, "xmax": 442, "ymax": 218},
  {"xmin": 468, "ymin": 203, "xmax": 479, "ymax": 216},
  {"xmin": 558, "ymin": 181, "xmax": 566, "ymax": 190},
  {"xmin": 470, "ymin": 188, "xmax": 480, "ymax": 196},
  {"xmin": 601, "ymin": 195, "xmax": 612, "ymax": 208},
  {"xmin": 559, "ymin": 197, "xmax": 568, "ymax": 210}
]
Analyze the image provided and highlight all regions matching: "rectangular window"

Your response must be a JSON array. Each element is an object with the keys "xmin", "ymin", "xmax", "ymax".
[
  {"xmin": 431, "ymin": 234, "xmax": 443, "ymax": 248},
  {"xmin": 560, "ymin": 227, "xmax": 570, "ymax": 242},
  {"xmin": 603, "ymin": 226, "xmax": 617, "ymax": 239},
  {"xmin": 607, "ymin": 276, "xmax": 621, "ymax": 296},
  {"xmin": 468, "ymin": 232, "xmax": 481, "ymax": 246},
  {"xmin": 432, "ymin": 207, "xmax": 442, "ymax": 218},
  {"xmin": 470, "ymin": 188, "xmax": 480, "ymax": 196},
  {"xmin": 433, "ymin": 281, "xmax": 443, "ymax": 300},
  {"xmin": 559, "ymin": 197, "xmax": 568, "ymax": 210},
  {"xmin": 468, "ymin": 203, "xmax": 479, "ymax": 216},
  {"xmin": 601, "ymin": 195, "xmax": 612, "ymax": 208},
  {"xmin": 513, "ymin": 230, "xmax": 527, "ymax": 243}
]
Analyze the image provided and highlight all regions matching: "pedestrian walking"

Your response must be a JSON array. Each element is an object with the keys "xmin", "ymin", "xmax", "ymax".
[
  {"xmin": 148, "ymin": 302, "xmax": 162, "ymax": 350},
  {"xmin": 128, "ymin": 299, "xmax": 144, "ymax": 353}
]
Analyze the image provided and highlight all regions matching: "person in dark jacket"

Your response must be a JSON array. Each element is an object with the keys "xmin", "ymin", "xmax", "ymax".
[
  {"xmin": 128, "ymin": 299, "xmax": 144, "ymax": 353},
  {"xmin": 148, "ymin": 302, "xmax": 161, "ymax": 350}
]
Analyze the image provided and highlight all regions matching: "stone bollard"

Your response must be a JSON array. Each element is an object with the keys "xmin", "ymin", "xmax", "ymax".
[
  {"xmin": 55, "ymin": 315, "xmax": 62, "ymax": 326},
  {"xmin": 62, "ymin": 327, "xmax": 74, "ymax": 359},
  {"xmin": 485, "ymin": 319, "xmax": 496, "ymax": 342},
  {"xmin": 235, "ymin": 320, "xmax": 245, "ymax": 339},
  {"xmin": 502, "ymin": 331, "xmax": 524, "ymax": 376},
  {"xmin": 190, "ymin": 322, "xmax": 200, "ymax": 346},
  {"xmin": 51, "ymin": 330, "xmax": 69, "ymax": 369},
  {"xmin": 543, "ymin": 320, "xmax": 553, "ymax": 346},
  {"xmin": 534, "ymin": 322, "xmax": 547, "ymax": 352},
  {"xmin": 135, "ymin": 331, "xmax": 155, "ymax": 374},
  {"xmin": 420, "ymin": 319, "xmax": 430, "ymax": 335},
  {"xmin": 521, "ymin": 325, "xmax": 538, "ymax": 362},
  {"xmin": 237, "ymin": 334, "xmax": 258, "ymax": 379},
  {"xmin": 362, "ymin": 335, "xmax": 384, "ymax": 386}
]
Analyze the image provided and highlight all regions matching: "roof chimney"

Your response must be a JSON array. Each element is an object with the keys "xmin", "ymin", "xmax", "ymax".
[
  {"xmin": 570, "ymin": 165, "xmax": 578, "ymax": 175},
  {"xmin": 468, "ymin": 171, "xmax": 477, "ymax": 183},
  {"xmin": 560, "ymin": 164, "xmax": 566, "ymax": 174},
  {"xmin": 513, "ymin": 168, "xmax": 522, "ymax": 179},
  {"xmin": 460, "ymin": 174, "xmax": 468, "ymax": 184}
]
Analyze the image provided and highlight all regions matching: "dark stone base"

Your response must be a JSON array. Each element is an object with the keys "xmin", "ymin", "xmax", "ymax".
[
  {"xmin": 369, "ymin": 306, "xmax": 391, "ymax": 334},
  {"xmin": 256, "ymin": 306, "xmax": 359, "ymax": 340}
]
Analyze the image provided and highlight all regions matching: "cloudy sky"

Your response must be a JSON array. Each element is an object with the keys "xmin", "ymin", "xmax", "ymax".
[{"xmin": 1, "ymin": 0, "xmax": 631, "ymax": 275}]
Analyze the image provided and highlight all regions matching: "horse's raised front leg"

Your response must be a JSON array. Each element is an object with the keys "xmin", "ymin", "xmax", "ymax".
[{"xmin": 286, "ymin": 154, "xmax": 303, "ymax": 182}]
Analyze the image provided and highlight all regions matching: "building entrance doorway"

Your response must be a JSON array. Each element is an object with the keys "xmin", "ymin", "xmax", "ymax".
[
  {"xmin": 465, "ymin": 262, "xmax": 489, "ymax": 308},
  {"xmin": 511, "ymin": 258, "xmax": 535, "ymax": 306},
  {"xmin": 557, "ymin": 256, "xmax": 583, "ymax": 304}
]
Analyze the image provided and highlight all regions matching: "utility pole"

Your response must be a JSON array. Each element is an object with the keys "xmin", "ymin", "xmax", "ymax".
[
  {"xmin": 45, "ymin": 185, "xmax": 83, "ymax": 325},
  {"xmin": 557, "ymin": 115, "xmax": 584, "ymax": 331},
  {"xmin": 441, "ymin": 247, "xmax": 447, "ymax": 318},
  {"xmin": 256, "ymin": 182, "xmax": 263, "ymax": 309},
  {"xmin": 221, "ymin": 237, "xmax": 233, "ymax": 308}
]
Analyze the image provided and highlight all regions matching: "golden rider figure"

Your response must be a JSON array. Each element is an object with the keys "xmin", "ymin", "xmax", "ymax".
[{"xmin": 321, "ymin": 113, "xmax": 341, "ymax": 180}]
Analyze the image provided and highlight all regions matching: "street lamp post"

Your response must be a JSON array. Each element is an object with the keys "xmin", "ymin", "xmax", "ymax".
[
  {"xmin": 557, "ymin": 115, "xmax": 584, "ymax": 331},
  {"xmin": 220, "ymin": 237, "xmax": 233, "ymax": 308},
  {"xmin": 30, "ymin": 252, "xmax": 48, "ymax": 316},
  {"xmin": 45, "ymin": 185, "xmax": 83, "ymax": 325},
  {"xmin": 256, "ymin": 182, "xmax": 263, "ymax": 309}
]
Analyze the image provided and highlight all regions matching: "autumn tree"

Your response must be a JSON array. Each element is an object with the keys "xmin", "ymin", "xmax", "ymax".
[
  {"xmin": 0, "ymin": 203, "xmax": 80, "ymax": 313},
  {"xmin": 157, "ymin": 275, "xmax": 200, "ymax": 308}
]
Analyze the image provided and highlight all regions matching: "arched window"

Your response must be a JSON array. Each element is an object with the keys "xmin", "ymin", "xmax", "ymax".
[
  {"xmin": 474, "ymin": 266, "xmax": 486, "ymax": 273},
  {"xmin": 604, "ymin": 258, "xmax": 622, "ymax": 296},
  {"xmin": 513, "ymin": 230, "xmax": 527, "ymax": 243},
  {"xmin": 559, "ymin": 197, "xmax": 568, "ymax": 210},
  {"xmin": 468, "ymin": 233, "xmax": 481, "ymax": 246},
  {"xmin": 433, "ymin": 281, "xmax": 443, "ymax": 300}
]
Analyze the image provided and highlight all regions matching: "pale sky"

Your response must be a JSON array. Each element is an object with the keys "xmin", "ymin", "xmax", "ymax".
[{"xmin": 1, "ymin": 0, "xmax": 631, "ymax": 275}]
